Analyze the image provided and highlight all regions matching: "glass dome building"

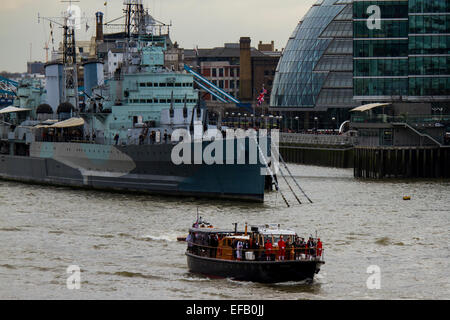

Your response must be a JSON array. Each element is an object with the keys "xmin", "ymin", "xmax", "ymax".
[{"xmin": 270, "ymin": 0, "xmax": 357, "ymax": 130}]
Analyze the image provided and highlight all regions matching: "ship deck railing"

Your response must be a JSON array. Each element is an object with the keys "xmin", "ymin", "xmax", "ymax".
[{"xmin": 186, "ymin": 242, "xmax": 325, "ymax": 262}]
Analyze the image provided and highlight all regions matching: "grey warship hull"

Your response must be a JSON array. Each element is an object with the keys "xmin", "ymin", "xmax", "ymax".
[{"xmin": 0, "ymin": 141, "xmax": 266, "ymax": 202}]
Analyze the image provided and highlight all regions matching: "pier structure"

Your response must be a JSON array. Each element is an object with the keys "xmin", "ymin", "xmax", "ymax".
[
  {"xmin": 354, "ymin": 146, "xmax": 450, "ymax": 179},
  {"xmin": 351, "ymin": 104, "xmax": 450, "ymax": 179}
]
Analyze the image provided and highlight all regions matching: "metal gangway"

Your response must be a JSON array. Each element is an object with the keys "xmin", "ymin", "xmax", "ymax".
[{"xmin": 183, "ymin": 64, "xmax": 253, "ymax": 112}]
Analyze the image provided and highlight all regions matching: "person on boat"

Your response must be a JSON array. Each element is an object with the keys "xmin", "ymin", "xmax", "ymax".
[
  {"xmin": 308, "ymin": 237, "xmax": 316, "ymax": 258},
  {"xmin": 208, "ymin": 234, "xmax": 219, "ymax": 258},
  {"xmin": 317, "ymin": 238, "xmax": 323, "ymax": 258},
  {"xmin": 278, "ymin": 236, "xmax": 286, "ymax": 261},
  {"xmin": 231, "ymin": 240, "xmax": 237, "ymax": 259},
  {"xmin": 304, "ymin": 238, "xmax": 309, "ymax": 259},
  {"xmin": 286, "ymin": 238, "xmax": 294, "ymax": 260},
  {"xmin": 264, "ymin": 239, "xmax": 273, "ymax": 261},
  {"xmin": 242, "ymin": 241, "xmax": 250, "ymax": 261},
  {"xmin": 252, "ymin": 238, "xmax": 260, "ymax": 261},
  {"xmin": 114, "ymin": 133, "xmax": 120, "ymax": 145},
  {"xmin": 294, "ymin": 237, "xmax": 302, "ymax": 260},
  {"xmin": 236, "ymin": 241, "xmax": 243, "ymax": 260},
  {"xmin": 186, "ymin": 233, "xmax": 193, "ymax": 253}
]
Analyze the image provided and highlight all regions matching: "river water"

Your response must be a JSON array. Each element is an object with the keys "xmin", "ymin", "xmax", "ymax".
[{"xmin": 0, "ymin": 164, "xmax": 448, "ymax": 300}]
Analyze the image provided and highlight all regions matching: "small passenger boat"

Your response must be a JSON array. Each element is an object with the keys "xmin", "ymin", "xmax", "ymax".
[{"xmin": 185, "ymin": 218, "xmax": 325, "ymax": 283}]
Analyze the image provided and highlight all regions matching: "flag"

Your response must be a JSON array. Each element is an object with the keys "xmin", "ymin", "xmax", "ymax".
[{"xmin": 257, "ymin": 86, "xmax": 268, "ymax": 106}]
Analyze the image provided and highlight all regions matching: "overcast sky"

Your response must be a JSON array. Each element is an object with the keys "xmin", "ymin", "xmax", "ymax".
[{"xmin": 0, "ymin": 0, "xmax": 315, "ymax": 72}]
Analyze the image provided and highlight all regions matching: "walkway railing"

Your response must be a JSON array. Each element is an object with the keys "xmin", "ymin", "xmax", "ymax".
[
  {"xmin": 351, "ymin": 114, "xmax": 450, "ymax": 125},
  {"xmin": 280, "ymin": 132, "xmax": 357, "ymax": 146}
]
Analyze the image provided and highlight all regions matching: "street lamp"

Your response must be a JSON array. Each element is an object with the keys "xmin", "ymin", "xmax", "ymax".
[
  {"xmin": 314, "ymin": 116, "xmax": 318, "ymax": 132},
  {"xmin": 295, "ymin": 116, "xmax": 300, "ymax": 133},
  {"xmin": 332, "ymin": 117, "xmax": 336, "ymax": 134}
]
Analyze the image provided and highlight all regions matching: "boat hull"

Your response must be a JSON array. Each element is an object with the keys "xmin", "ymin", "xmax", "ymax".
[
  {"xmin": 186, "ymin": 252, "xmax": 324, "ymax": 283},
  {"xmin": 0, "ymin": 141, "xmax": 266, "ymax": 202}
]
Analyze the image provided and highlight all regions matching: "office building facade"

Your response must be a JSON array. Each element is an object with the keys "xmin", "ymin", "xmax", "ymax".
[
  {"xmin": 270, "ymin": 0, "xmax": 449, "ymax": 131},
  {"xmin": 270, "ymin": 0, "xmax": 356, "ymax": 130},
  {"xmin": 353, "ymin": 0, "xmax": 450, "ymax": 107}
]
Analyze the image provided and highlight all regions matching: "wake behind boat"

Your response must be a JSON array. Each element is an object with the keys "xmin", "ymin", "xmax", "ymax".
[{"xmin": 185, "ymin": 218, "xmax": 325, "ymax": 283}]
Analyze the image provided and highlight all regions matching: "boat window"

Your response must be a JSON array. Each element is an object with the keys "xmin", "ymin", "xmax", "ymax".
[
  {"xmin": 147, "ymin": 83, "xmax": 153, "ymax": 87},
  {"xmin": 160, "ymin": 83, "xmax": 166, "ymax": 87},
  {"xmin": 263, "ymin": 235, "xmax": 294, "ymax": 244},
  {"xmin": 175, "ymin": 83, "xmax": 182, "ymax": 87},
  {"xmin": 139, "ymin": 83, "xmax": 146, "ymax": 87}
]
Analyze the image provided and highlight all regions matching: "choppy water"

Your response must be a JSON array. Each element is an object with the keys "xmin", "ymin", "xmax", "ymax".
[{"xmin": 0, "ymin": 165, "xmax": 449, "ymax": 300}]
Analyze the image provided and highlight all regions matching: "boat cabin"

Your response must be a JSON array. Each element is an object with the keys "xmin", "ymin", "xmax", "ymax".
[
  {"xmin": 188, "ymin": 223, "xmax": 301, "ymax": 261},
  {"xmin": 251, "ymin": 224, "xmax": 297, "ymax": 247}
]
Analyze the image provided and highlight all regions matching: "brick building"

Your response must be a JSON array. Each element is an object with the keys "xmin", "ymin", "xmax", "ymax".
[{"xmin": 184, "ymin": 38, "xmax": 281, "ymax": 111}]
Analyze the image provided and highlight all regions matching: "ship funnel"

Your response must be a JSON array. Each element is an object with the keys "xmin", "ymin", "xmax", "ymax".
[
  {"xmin": 83, "ymin": 60, "xmax": 104, "ymax": 98},
  {"xmin": 96, "ymin": 12, "xmax": 104, "ymax": 42},
  {"xmin": 45, "ymin": 62, "xmax": 64, "ymax": 113}
]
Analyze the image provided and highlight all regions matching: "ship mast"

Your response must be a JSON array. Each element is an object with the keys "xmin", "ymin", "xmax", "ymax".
[
  {"xmin": 62, "ymin": 14, "xmax": 79, "ymax": 111},
  {"xmin": 124, "ymin": 0, "xmax": 146, "ymax": 38},
  {"xmin": 38, "ymin": 0, "xmax": 81, "ymax": 112}
]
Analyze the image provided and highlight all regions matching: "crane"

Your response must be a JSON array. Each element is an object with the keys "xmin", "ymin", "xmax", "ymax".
[{"xmin": 43, "ymin": 22, "xmax": 55, "ymax": 63}]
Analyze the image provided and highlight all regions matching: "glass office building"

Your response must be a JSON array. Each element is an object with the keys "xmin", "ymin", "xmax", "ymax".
[
  {"xmin": 353, "ymin": 0, "xmax": 450, "ymax": 102},
  {"xmin": 270, "ymin": 0, "xmax": 356, "ymax": 129},
  {"xmin": 408, "ymin": 0, "xmax": 450, "ymax": 100},
  {"xmin": 270, "ymin": 0, "xmax": 449, "ymax": 130}
]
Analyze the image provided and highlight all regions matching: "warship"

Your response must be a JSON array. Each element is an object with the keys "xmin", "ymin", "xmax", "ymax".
[{"xmin": 0, "ymin": 2, "xmax": 270, "ymax": 202}]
